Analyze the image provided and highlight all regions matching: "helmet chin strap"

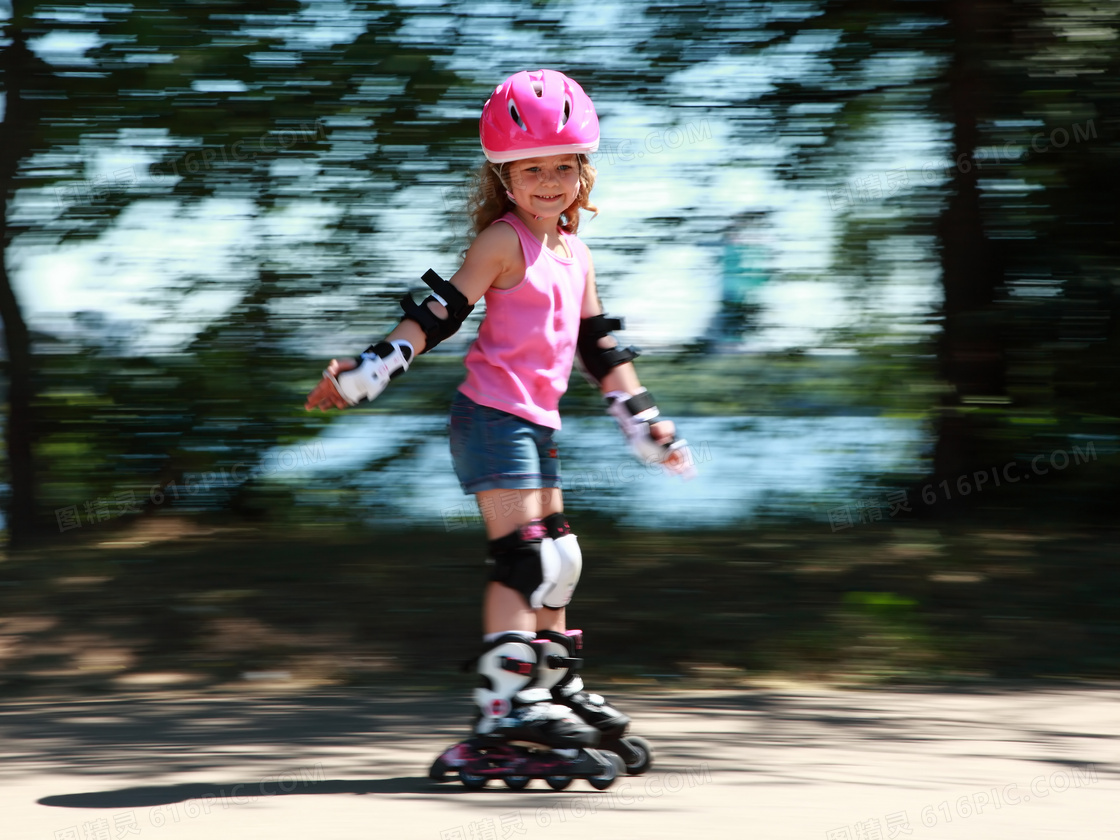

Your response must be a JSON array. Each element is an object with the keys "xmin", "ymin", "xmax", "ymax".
[
  {"xmin": 505, "ymin": 189, "xmax": 543, "ymax": 221},
  {"xmin": 495, "ymin": 164, "xmax": 545, "ymax": 221}
]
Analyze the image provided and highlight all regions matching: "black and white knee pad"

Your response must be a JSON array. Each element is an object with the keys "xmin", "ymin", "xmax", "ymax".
[
  {"xmin": 541, "ymin": 513, "xmax": 582, "ymax": 609},
  {"xmin": 487, "ymin": 518, "xmax": 581, "ymax": 610}
]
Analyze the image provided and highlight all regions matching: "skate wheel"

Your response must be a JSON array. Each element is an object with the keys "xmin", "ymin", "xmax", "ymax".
[
  {"xmin": 458, "ymin": 768, "xmax": 488, "ymax": 790},
  {"xmin": 546, "ymin": 775, "xmax": 573, "ymax": 791},
  {"xmin": 429, "ymin": 756, "xmax": 451, "ymax": 782},
  {"xmin": 622, "ymin": 736, "xmax": 653, "ymax": 775},
  {"xmin": 503, "ymin": 775, "xmax": 531, "ymax": 791},
  {"xmin": 588, "ymin": 752, "xmax": 623, "ymax": 790}
]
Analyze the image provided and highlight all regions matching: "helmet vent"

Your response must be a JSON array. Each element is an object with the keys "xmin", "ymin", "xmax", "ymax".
[
  {"xmin": 508, "ymin": 102, "xmax": 526, "ymax": 131},
  {"xmin": 531, "ymin": 81, "xmax": 544, "ymax": 97},
  {"xmin": 561, "ymin": 97, "xmax": 571, "ymax": 126}
]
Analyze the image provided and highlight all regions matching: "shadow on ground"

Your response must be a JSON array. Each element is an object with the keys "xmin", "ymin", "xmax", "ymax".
[{"xmin": 7, "ymin": 682, "xmax": 1115, "ymax": 811}]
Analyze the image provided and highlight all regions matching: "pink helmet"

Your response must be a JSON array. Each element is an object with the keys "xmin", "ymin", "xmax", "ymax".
[{"xmin": 479, "ymin": 69, "xmax": 600, "ymax": 164}]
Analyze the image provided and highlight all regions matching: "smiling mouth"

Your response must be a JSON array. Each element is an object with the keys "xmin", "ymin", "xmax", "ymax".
[{"xmin": 536, "ymin": 194, "xmax": 562, "ymax": 201}]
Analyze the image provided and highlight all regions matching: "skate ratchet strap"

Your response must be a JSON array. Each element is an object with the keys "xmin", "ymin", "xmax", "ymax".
[
  {"xmin": 500, "ymin": 656, "xmax": 534, "ymax": 676},
  {"xmin": 545, "ymin": 655, "xmax": 584, "ymax": 670}
]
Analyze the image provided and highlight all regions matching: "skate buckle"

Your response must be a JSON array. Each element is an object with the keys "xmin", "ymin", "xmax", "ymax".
[{"xmin": 500, "ymin": 656, "xmax": 534, "ymax": 676}]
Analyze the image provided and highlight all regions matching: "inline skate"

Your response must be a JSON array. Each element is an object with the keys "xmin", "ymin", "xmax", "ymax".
[
  {"xmin": 535, "ymin": 629, "xmax": 653, "ymax": 775},
  {"xmin": 429, "ymin": 634, "xmax": 624, "ymax": 790}
]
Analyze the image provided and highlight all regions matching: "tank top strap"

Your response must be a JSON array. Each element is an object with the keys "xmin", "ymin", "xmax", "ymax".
[
  {"xmin": 492, "ymin": 212, "xmax": 581, "ymax": 267},
  {"xmin": 562, "ymin": 230, "xmax": 588, "ymax": 276},
  {"xmin": 491, "ymin": 212, "xmax": 543, "ymax": 265}
]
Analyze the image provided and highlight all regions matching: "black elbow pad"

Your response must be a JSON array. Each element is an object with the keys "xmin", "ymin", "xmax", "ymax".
[
  {"xmin": 576, "ymin": 314, "xmax": 640, "ymax": 384},
  {"xmin": 400, "ymin": 269, "xmax": 474, "ymax": 353}
]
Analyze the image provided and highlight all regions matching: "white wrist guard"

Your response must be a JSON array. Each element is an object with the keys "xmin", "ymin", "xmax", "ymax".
[
  {"xmin": 605, "ymin": 388, "xmax": 694, "ymax": 477},
  {"xmin": 327, "ymin": 340, "xmax": 413, "ymax": 406}
]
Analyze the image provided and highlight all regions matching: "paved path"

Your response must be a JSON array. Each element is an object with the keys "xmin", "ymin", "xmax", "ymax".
[{"xmin": 3, "ymin": 684, "xmax": 1117, "ymax": 840}]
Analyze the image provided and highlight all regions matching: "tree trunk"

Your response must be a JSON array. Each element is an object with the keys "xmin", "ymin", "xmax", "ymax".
[
  {"xmin": 931, "ymin": 0, "xmax": 1007, "ymax": 485},
  {"xmin": 0, "ymin": 26, "xmax": 40, "ymax": 546}
]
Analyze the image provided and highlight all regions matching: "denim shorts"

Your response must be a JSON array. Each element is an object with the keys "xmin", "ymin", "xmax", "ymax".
[{"xmin": 449, "ymin": 392, "xmax": 562, "ymax": 495}]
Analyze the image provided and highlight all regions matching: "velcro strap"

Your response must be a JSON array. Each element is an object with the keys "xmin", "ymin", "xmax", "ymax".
[
  {"xmin": 601, "ymin": 345, "xmax": 639, "ymax": 368},
  {"xmin": 365, "ymin": 341, "xmax": 394, "ymax": 359},
  {"xmin": 400, "ymin": 294, "xmax": 444, "ymax": 332},
  {"xmin": 421, "ymin": 269, "xmax": 472, "ymax": 320},
  {"xmin": 582, "ymin": 313, "xmax": 624, "ymax": 335},
  {"xmin": 363, "ymin": 341, "xmax": 412, "ymax": 379},
  {"xmin": 625, "ymin": 390, "xmax": 657, "ymax": 416}
]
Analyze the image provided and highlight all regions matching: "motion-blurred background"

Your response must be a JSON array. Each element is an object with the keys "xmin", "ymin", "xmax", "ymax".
[{"xmin": 0, "ymin": 0, "xmax": 1117, "ymax": 692}]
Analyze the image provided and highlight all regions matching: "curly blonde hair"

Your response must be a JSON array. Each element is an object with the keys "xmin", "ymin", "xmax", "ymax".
[{"xmin": 467, "ymin": 155, "xmax": 598, "ymax": 239}]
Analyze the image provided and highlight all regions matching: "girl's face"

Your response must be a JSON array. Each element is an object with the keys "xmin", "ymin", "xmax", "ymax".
[{"xmin": 505, "ymin": 154, "xmax": 581, "ymax": 219}]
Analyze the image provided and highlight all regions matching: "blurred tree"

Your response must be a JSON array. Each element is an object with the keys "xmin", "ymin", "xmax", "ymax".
[
  {"xmin": 3, "ymin": 1, "xmax": 467, "ymax": 539},
  {"xmin": 634, "ymin": 0, "xmax": 1118, "ymax": 506},
  {"xmin": 0, "ymin": 22, "xmax": 51, "ymax": 546},
  {"xmin": 4, "ymin": 0, "xmax": 1116, "ymax": 541},
  {"xmin": 928, "ymin": 0, "xmax": 1012, "ymax": 483},
  {"xmin": 932, "ymin": 0, "xmax": 1119, "ymax": 500}
]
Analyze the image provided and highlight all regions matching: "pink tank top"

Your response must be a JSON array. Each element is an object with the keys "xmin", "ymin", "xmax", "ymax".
[{"xmin": 459, "ymin": 212, "xmax": 588, "ymax": 430}]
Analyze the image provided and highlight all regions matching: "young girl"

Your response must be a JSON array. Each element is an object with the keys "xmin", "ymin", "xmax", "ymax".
[{"xmin": 305, "ymin": 69, "xmax": 690, "ymax": 789}]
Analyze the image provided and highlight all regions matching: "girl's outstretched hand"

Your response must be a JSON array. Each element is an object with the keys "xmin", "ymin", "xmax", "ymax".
[
  {"xmin": 651, "ymin": 420, "xmax": 687, "ymax": 472},
  {"xmin": 650, "ymin": 419, "xmax": 675, "ymax": 447},
  {"xmin": 651, "ymin": 420, "xmax": 696, "ymax": 478},
  {"xmin": 606, "ymin": 390, "xmax": 697, "ymax": 479},
  {"xmin": 305, "ymin": 358, "xmax": 357, "ymax": 411}
]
